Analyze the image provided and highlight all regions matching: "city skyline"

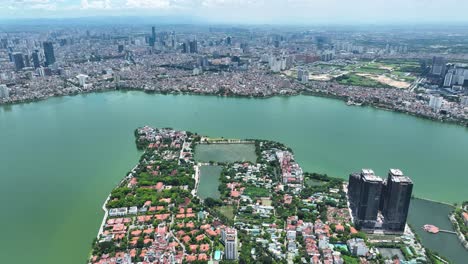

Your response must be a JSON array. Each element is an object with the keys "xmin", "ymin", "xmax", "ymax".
[{"xmin": 2, "ymin": 0, "xmax": 468, "ymax": 24}]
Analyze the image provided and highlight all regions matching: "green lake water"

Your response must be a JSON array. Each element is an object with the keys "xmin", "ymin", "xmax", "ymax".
[
  {"xmin": 194, "ymin": 143, "xmax": 257, "ymax": 163},
  {"xmin": 0, "ymin": 91, "xmax": 467, "ymax": 263},
  {"xmin": 408, "ymin": 198, "xmax": 467, "ymax": 263},
  {"xmin": 197, "ymin": 165, "xmax": 223, "ymax": 200}
]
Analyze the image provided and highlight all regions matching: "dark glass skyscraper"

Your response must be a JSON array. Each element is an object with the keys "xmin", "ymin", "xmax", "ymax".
[
  {"xmin": 13, "ymin": 52, "xmax": 25, "ymax": 71},
  {"xmin": 348, "ymin": 168, "xmax": 413, "ymax": 233},
  {"xmin": 381, "ymin": 169, "xmax": 413, "ymax": 232},
  {"xmin": 189, "ymin": 40, "xmax": 198, "ymax": 53},
  {"xmin": 43, "ymin": 41, "xmax": 56, "ymax": 66},
  {"xmin": 149, "ymin": 26, "xmax": 156, "ymax": 47},
  {"xmin": 32, "ymin": 50, "xmax": 40, "ymax": 68},
  {"xmin": 348, "ymin": 169, "xmax": 383, "ymax": 229}
]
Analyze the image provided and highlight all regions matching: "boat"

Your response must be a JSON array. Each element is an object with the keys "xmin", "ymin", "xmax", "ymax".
[{"xmin": 423, "ymin": 224, "xmax": 439, "ymax": 234}]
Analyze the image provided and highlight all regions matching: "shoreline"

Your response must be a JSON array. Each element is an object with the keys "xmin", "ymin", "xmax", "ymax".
[
  {"xmin": 2, "ymin": 87, "xmax": 467, "ymax": 129},
  {"xmin": 449, "ymin": 213, "xmax": 468, "ymax": 251}
]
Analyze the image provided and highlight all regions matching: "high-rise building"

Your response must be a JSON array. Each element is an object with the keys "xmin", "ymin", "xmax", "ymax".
[
  {"xmin": 149, "ymin": 26, "xmax": 156, "ymax": 47},
  {"xmin": 76, "ymin": 74, "xmax": 89, "ymax": 87},
  {"xmin": 181, "ymin": 42, "xmax": 188, "ymax": 53},
  {"xmin": 358, "ymin": 174, "xmax": 382, "ymax": 229},
  {"xmin": 13, "ymin": 52, "xmax": 25, "ymax": 71},
  {"xmin": 0, "ymin": 38, "xmax": 7, "ymax": 49},
  {"xmin": 431, "ymin": 56, "xmax": 447, "ymax": 76},
  {"xmin": 429, "ymin": 95, "xmax": 443, "ymax": 112},
  {"xmin": 444, "ymin": 71, "xmax": 454, "ymax": 87},
  {"xmin": 32, "ymin": 50, "xmax": 41, "ymax": 68},
  {"xmin": 189, "ymin": 40, "xmax": 198, "ymax": 53},
  {"xmin": 23, "ymin": 54, "xmax": 30, "ymax": 68},
  {"xmin": 222, "ymin": 227, "xmax": 238, "ymax": 260},
  {"xmin": 348, "ymin": 169, "xmax": 383, "ymax": 229},
  {"xmin": 0, "ymin": 84, "xmax": 9, "ymax": 99},
  {"xmin": 43, "ymin": 41, "xmax": 56, "ymax": 66},
  {"xmin": 118, "ymin": 44, "xmax": 124, "ymax": 53},
  {"xmin": 381, "ymin": 169, "xmax": 413, "ymax": 232},
  {"xmin": 461, "ymin": 96, "xmax": 468, "ymax": 106},
  {"xmin": 349, "ymin": 168, "xmax": 413, "ymax": 233}
]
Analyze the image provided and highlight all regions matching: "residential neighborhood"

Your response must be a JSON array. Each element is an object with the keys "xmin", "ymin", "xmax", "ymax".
[{"xmin": 89, "ymin": 127, "xmax": 432, "ymax": 264}]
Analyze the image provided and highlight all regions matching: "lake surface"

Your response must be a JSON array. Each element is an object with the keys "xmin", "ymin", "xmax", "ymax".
[
  {"xmin": 194, "ymin": 143, "xmax": 257, "ymax": 163},
  {"xmin": 197, "ymin": 165, "xmax": 223, "ymax": 200},
  {"xmin": 1, "ymin": 91, "xmax": 467, "ymax": 264},
  {"xmin": 408, "ymin": 198, "xmax": 468, "ymax": 264}
]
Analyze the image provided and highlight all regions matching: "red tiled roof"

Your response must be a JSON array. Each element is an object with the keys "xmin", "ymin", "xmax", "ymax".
[
  {"xmin": 200, "ymin": 244, "xmax": 210, "ymax": 252},
  {"xmin": 198, "ymin": 253, "xmax": 208, "ymax": 261},
  {"xmin": 131, "ymin": 230, "xmax": 142, "ymax": 237},
  {"xmin": 189, "ymin": 245, "xmax": 198, "ymax": 252}
]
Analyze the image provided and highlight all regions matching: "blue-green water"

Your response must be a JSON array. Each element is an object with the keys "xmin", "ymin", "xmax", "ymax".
[
  {"xmin": 198, "ymin": 165, "xmax": 223, "ymax": 200},
  {"xmin": 194, "ymin": 143, "xmax": 257, "ymax": 163},
  {"xmin": 0, "ymin": 91, "xmax": 467, "ymax": 264}
]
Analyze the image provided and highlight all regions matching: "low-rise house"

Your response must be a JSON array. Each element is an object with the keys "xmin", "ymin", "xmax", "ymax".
[
  {"xmin": 109, "ymin": 207, "xmax": 128, "ymax": 217},
  {"xmin": 128, "ymin": 206, "xmax": 138, "ymax": 215}
]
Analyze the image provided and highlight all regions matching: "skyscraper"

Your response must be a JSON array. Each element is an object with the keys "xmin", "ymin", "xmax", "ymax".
[
  {"xmin": 43, "ymin": 41, "xmax": 56, "ymax": 66},
  {"xmin": 32, "ymin": 50, "xmax": 41, "ymax": 68},
  {"xmin": 24, "ymin": 54, "xmax": 31, "ymax": 68},
  {"xmin": 149, "ymin": 26, "xmax": 156, "ymax": 47},
  {"xmin": 348, "ymin": 168, "xmax": 413, "ymax": 233},
  {"xmin": 348, "ymin": 169, "xmax": 383, "ymax": 229},
  {"xmin": 381, "ymin": 169, "xmax": 413, "ymax": 232},
  {"xmin": 181, "ymin": 42, "xmax": 188, "ymax": 53},
  {"xmin": 431, "ymin": 56, "xmax": 447, "ymax": 76},
  {"xmin": 13, "ymin": 52, "xmax": 25, "ymax": 71},
  {"xmin": 189, "ymin": 40, "xmax": 198, "ymax": 53},
  {"xmin": 222, "ymin": 227, "xmax": 238, "ymax": 260}
]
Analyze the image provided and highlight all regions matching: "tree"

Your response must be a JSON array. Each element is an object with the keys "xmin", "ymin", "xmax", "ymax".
[{"xmin": 204, "ymin": 197, "xmax": 222, "ymax": 208}]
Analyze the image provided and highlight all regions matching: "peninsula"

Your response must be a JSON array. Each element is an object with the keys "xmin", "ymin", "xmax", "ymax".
[{"xmin": 88, "ymin": 126, "xmax": 444, "ymax": 264}]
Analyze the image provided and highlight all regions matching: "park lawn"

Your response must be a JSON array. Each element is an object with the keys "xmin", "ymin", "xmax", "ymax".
[
  {"xmin": 244, "ymin": 186, "xmax": 271, "ymax": 198},
  {"xmin": 217, "ymin": 206, "xmax": 235, "ymax": 220},
  {"xmin": 354, "ymin": 64, "xmax": 389, "ymax": 74},
  {"xmin": 342, "ymin": 255, "xmax": 360, "ymax": 264}
]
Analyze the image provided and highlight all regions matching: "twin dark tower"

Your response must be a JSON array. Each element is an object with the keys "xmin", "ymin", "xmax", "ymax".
[{"xmin": 348, "ymin": 169, "xmax": 413, "ymax": 233}]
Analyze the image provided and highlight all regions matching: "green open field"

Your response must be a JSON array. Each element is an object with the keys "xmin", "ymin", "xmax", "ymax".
[
  {"xmin": 244, "ymin": 186, "xmax": 271, "ymax": 198},
  {"xmin": 334, "ymin": 60, "xmax": 420, "ymax": 88},
  {"xmin": 335, "ymin": 73, "xmax": 392, "ymax": 88},
  {"xmin": 217, "ymin": 205, "xmax": 235, "ymax": 220},
  {"xmin": 305, "ymin": 178, "xmax": 327, "ymax": 186}
]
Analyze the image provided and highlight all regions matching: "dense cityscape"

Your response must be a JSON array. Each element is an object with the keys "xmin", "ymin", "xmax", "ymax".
[
  {"xmin": 2, "ymin": 2, "xmax": 468, "ymax": 264},
  {"xmin": 1, "ymin": 24, "xmax": 468, "ymax": 126}
]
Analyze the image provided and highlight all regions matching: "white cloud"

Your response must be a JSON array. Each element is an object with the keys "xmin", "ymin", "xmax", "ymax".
[
  {"xmin": 81, "ymin": 0, "xmax": 111, "ymax": 9},
  {"xmin": 1, "ymin": 0, "xmax": 468, "ymax": 23},
  {"xmin": 125, "ymin": 0, "xmax": 171, "ymax": 9}
]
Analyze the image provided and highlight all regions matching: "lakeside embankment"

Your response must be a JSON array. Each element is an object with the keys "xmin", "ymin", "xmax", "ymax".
[
  {"xmin": 303, "ymin": 89, "xmax": 468, "ymax": 127},
  {"xmin": 2, "ymin": 86, "xmax": 467, "ymax": 128}
]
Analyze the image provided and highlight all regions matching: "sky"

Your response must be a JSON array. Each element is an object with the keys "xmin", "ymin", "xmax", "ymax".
[{"xmin": 1, "ymin": 0, "xmax": 468, "ymax": 24}]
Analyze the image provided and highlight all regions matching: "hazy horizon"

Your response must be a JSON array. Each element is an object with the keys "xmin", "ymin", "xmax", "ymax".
[{"xmin": 1, "ymin": 0, "xmax": 468, "ymax": 24}]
